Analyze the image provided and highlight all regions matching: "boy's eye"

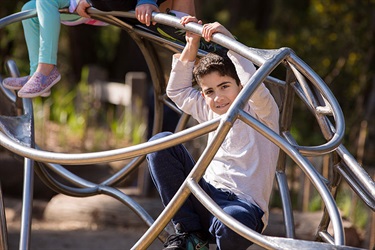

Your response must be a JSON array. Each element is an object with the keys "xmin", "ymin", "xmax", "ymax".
[
  {"xmin": 205, "ymin": 90, "xmax": 213, "ymax": 95},
  {"xmin": 220, "ymin": 84, "xmax": 230, "ymax": 90}
]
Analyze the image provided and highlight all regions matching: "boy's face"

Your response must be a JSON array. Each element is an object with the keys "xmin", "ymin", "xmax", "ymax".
[{"xmin": 200, "ymin": 71, "xmax": 242, "ymax": 115}]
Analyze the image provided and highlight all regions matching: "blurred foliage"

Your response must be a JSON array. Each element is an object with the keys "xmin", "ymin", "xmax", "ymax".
[
  {"xmin": 1, "ymin": 1, "xmax": 374, "ymax": 159},
  {"xmin": 0, "ymin": 0, "xmax": 373, "ymax": 160}
]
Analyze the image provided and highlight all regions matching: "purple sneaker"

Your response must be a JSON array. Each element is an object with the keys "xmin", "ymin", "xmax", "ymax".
[
  {"xmin": 3, "ymin": 75, "xmax": 30, "ymax": 90},
  {"xmin": 2, "ymin": 76, "xmax": 51, "ymax": 97},
  {"xmin": 18, "ymin": 67, "xmax": 60, "ymax": 98}
]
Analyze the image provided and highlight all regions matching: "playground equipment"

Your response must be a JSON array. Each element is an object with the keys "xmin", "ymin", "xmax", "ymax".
[{"xmin": 0, "ymin": 8, "xmax": 374, "ymax": 250}]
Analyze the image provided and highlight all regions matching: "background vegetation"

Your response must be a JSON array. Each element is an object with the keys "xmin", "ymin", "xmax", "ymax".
[
  {"xmin": 1, "ymin": 0, "xmax": 374, "ymax": 243},
  {"xmin": 1, "ymin": 0, "xmax": 374, "ymax": 164}
]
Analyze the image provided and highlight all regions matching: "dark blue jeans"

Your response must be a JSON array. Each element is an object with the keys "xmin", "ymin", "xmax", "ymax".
[{"xmin": 147, "ymin": 132, "xmax": 264, "ymax": 250}]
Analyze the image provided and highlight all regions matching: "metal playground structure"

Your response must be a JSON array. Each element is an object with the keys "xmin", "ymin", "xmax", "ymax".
[{"xmin": 0, "ymin": 8, "xmax": 374, "ymax": 250}]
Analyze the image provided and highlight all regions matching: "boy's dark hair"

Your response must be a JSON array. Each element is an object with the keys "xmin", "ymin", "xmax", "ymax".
[{"xmin": 193, "ymin": 53, "xmax": 241, "ymax": 86}]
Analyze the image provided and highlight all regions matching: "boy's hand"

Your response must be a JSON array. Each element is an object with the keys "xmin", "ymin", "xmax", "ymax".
[
  {"xmin": 179, "ymin": 16, "xmax": 201, "ymax": 62},
  {"xmin": 202, "ymin": 22, "xmax": 235, "ymax": 42},
  {"xmin": 136, "ymin": 4, "xmax": 160, "ymax": 26},
  {"xmin": 180, "ymin": 16, "xmax": 202, "ymax": 45}
]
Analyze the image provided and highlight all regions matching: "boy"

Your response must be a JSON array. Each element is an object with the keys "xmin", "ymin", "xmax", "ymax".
[{"xmin": 147, "ymin": 16, "xmax": 280, "ymax": 250}]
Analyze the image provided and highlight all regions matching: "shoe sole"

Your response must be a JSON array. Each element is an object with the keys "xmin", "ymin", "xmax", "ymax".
[
  {"xmin": 40, "ymin": 90, "xmax": 51, "ymax": 97},
  {"xmin": 3, "ymin": 84, "xmax": 22, "ymax": 90},
  {"xmin": 2, "ymin": 83, "xmax": 50, "ymax": 97},
  {"xmin": 18, "ymin": 75, "xmax": 61, "ymax": 98}
]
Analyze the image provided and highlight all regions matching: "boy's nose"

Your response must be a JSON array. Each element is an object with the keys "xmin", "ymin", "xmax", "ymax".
[{"xmin": 214, "ymin": 94, "xmax": 224, "ymax": 102}]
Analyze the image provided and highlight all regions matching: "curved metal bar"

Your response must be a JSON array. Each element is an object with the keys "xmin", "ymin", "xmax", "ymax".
[
  {"xmin": 2, "ymin": 57, "xmax": 36, "ymax": 250},
  {"xmin": 19, "ymin": 158, "xmax": 34, "ymax": 250},
  {"xmin": 0, "ymin": 77, "xmax": 17, "ymax": 104},
  {"xmin": 133, "ymin": 46, "xmax": 344, "ymax": 247},
  {"xmin": 1, "ymin": 9, "xmax": 345, "ymax": 168},
  {"xmin": 35, "ymin": 161, "xmax": 97, "ymax": 189},
  {"xmin": 0, "ymin": 10, "xmax": 37, "ymax": 29},
  {"xmin": 1, "ymin": 8, "xmax": 370, "ymax": 250},
  {"xmin": 188, "ymin": 180, "xmax": 281, "ymax": 249},
  {"xmin": 133, "ymin": 110, "xmax": 239, "ymax": 249},
  {"xmin": 88, "ymin": 9, "xmax": 346, "ymax": 155},
  {"xmin": 0, "ymin": 118, "xmax": 219, "ymax": 164},
  {"xmin": 134, "ymin": 106, "xmax": 345, "ymax": 249},
  {"xmin": 100, "ymin": 156, "xmax": 146, "ymax": 187},
  {"xmin": 34, "ymin": 163, "xmax": 100, "ymax": 197},
  {"xmin": 337, "ymin": 145, "xmax": 375, "ymax": 201},
  {"xmin": 188, "ymin": 181, "xmax": 362, "ymax": 250},
  {"xmin": 175, "ymin": 113, "xmax": 191, "ymax": 133},
  {"xmin": 335, "ymin": 163, "xmax": 375, "ymax": 210},
  {"xmin": 237, "ymin": 110, "xmax": 344, "ymax": 245},
  {"xmin": 155, "ymin": 12, "xmax": 345, "ymax": 156},
  {"xmin": 288, "ymin": 63, "xmax": 333, "ymax": 140},
  {"xmin": 33, "ymin": 162, "xmax": 169, "ymax": 241},
  {"xmin": 275, "ymin": 171, "xmax": 296, "ymax": 238},
  {"xmin": 98, "ymin": 185, "xmax": 163, "ymax": 234},
  {"xmin": 286, "ymin": 54, "xmax": 345, "ymax": 155}
]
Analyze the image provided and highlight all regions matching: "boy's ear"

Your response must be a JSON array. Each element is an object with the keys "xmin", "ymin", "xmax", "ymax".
[{"xmin": 200, "ymin": 91, "xmax": 205, "ymax": 98}]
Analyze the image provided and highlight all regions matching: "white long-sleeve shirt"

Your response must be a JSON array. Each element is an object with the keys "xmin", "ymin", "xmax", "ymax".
[{"xmin": 167, "ymin": 51, "xmax": 280, "ymax": 227}]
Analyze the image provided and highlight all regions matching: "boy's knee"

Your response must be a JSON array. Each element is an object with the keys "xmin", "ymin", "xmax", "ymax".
[
  {"xmin": 147, "ymin": 131, "xmax": 173, "ymax": 160},
  {"xmin": 149, "ymin": 131, "xmax": 172, "ymax": 142},
  {"xmin": 22, "ymin": 1, "xmax": 36, "ymax": 11}
]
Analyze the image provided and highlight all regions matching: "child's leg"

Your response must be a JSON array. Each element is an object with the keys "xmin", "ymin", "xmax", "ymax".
[
  {"xmin": 17, "ymin": 0, "xmax": 69, "ymax": 98},
  {"xmin": 208, "ymin": 189, "xmax": 264, "ymax": 249},
  {"xmin": 147, "ymin": 131, "xmax": 208, "ymax": 232},
  {"xmin": 21, "ymin": 0, "xmax": 69, "ymax": 75},
  {"xmin": 22, "ymin": 0, "xmax": 39, "ymax": 75},
  {"xmin": 35, "ymin": 0, "xmax": 70, "ymax": 74}
]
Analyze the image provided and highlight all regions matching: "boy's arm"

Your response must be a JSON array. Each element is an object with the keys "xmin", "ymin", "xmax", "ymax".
[
  {"xmin": 227, "ymin": 51, "xmax": 256, "ymax": 87},
  {"xmin": 228, "ymin": 51, "xmax": 279, "ymax": 131},
  {"xmin": 179, "ymin": 16, "xmax": 201, "ymax": 62},
  {"xmin": 166, "ymin": 16, "xmax": 209, "ymax": 122}
]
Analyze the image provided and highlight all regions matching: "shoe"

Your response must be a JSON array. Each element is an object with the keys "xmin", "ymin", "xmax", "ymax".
[
  {"xmin": 18, "ymin": 67, "xmax": 60, "ymax": 98},
  {"xmin": 163, "ymin": 224, "xmax": 209, "ymax": 250},
  {"xmin": 163, "ymin": 232, "xmax": 209, "ymax": 250},
  {"xmin": 3, "ymin": 75, "xmax": 29, "ymax": 90},
  {"xmin": 2, "ymin": 76, "xmax": 51, "ymax": 97}
]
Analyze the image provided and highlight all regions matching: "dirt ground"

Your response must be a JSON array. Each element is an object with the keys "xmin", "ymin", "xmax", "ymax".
[
  {"xmin": 4, "ymin": 197, "xmax": 164, "ymax": 250},
  {"xmin": 2, "ymin": 196, "xmax": 368, "ymax": 250},
  {"xmin": 0, "ymin": 153, "xmax": 369, "ymax": 250}
]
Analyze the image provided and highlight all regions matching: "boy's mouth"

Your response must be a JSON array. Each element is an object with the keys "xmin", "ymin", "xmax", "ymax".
[{"xmin": 216, "ymin": 102, "xmax": 229, "ymax": 109}]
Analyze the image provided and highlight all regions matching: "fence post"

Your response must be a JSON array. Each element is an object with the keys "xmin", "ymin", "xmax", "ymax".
[
  {"xmin": 125, "ymin": 72, "xmax": 151, "ymax": 195},
  {"xmin": 0, "ymin": 183, "xmax": 8, "ymax": 250}
]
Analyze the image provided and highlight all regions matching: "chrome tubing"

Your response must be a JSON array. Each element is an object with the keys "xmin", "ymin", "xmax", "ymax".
[{"xmin": 1, "ymin": 8, "xmax": 371, "ymax": 250}]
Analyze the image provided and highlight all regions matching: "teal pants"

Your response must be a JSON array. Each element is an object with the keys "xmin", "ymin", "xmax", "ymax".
[{"xmin": 22, "ymin": 0, "xmax": 81, "ymax": 74}]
